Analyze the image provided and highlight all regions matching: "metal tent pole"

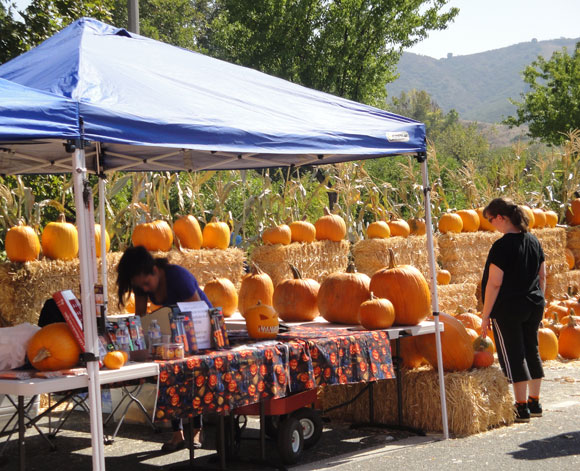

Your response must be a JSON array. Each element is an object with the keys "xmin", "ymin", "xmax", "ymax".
[
  {"xmin": 419, "ymin": 154, "xmax": 449, "ymax": 440},
  {"xmin": 72, "ymin": 145, "xmax": 106, "ymax": 470},
  {"xmin": 98, "ymin": 176, "xmax": 108, "ymax": 313}
]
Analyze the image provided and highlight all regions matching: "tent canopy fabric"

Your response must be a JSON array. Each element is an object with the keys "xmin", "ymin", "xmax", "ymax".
[{"xmin": 0, "ymin": 18, "xmax": 425, "ymax": 175}]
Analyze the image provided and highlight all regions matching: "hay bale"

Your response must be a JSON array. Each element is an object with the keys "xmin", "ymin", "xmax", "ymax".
[
  {"xmin": 250, "ymin": 240, "xmax": 350, "ymax": 286},
  {"xmin": 436, "ymin": 283, "xmax": 478, "ymax": 314},
  {"xmin": 546, "ymin": 269, "xmax": 580, "ymax": 302},
  {"xmin": 533, "ymin": 227, "xmax": 567, "ymax": 276},
  {"xmin": 318, "ymin": 365, "xmax": 513, "ymax": 437},
  {"xmin": 352, "ymin": 236, "xmax": 436, "ymax": 279}
]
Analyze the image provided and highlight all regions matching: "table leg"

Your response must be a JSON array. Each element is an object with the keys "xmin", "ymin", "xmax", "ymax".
[
  {"xmin": 395, "ymin": 337, "xmax": 403, "ymax": 426},
  {"xmin": 18, "ymin": 395, "xmax": 25, "ymax": 471},
  {"xmin": 259, "ymin": 401, "xmax": 265, "ymax": 462},
  {"xmin": 188, "ymin": 418, "xmax": 195, "ymax": 468}
]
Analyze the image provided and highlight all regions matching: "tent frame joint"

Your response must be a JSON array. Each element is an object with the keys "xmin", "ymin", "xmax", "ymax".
[{"xmin": 414, "ymin": 152, "xmax": 427, "ymax": 163}]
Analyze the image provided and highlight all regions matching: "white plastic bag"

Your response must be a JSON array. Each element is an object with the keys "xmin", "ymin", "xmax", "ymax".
[{"xmin": 0, "ymin": 323, "xmax": 40, "ymax": 370}]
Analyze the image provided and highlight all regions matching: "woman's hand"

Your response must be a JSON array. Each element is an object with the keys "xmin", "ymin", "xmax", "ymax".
[{"xmin": 481, "ymin": 315, "xmax": 490, "ymax": 339}]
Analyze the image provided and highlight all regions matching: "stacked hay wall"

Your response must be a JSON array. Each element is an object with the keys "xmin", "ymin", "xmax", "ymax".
[
  {"xmin": 436, "ymin": 283, "xmax": 478, "ymax": 314},
  {"xmin": 250, "ymin": 240, "xmax": 349, "ymax": 286},
  {"xmin": 352, "ymin": 236, "xmax": 436, "ymax": 279},
  {"xmin": 0, "ymin": 248, "xmax": 245, "ymax": 326},
  {"xmin": 539, "ymin": 227, "xmax": 573, "ymax": 301},
  {"xmin": 318, "ymin": 366, "xmax": 513, "ymax": 437}
]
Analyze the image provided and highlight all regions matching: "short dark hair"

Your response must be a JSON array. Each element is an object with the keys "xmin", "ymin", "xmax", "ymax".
[{"xmin": 483, "ymin": 197, "xmax": 529, "ymax": 233}]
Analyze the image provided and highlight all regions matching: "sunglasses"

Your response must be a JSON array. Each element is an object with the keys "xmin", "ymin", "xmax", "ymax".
[{"xmin": 486, "ymin": 215, "xmax": 498, "ymax": 223}]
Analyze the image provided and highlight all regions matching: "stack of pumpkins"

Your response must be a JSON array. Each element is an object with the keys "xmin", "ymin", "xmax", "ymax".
[
  {"xmin": 365, "ymin": 217, "xmax": 426, "ymax": 239},
  {"xmin": 541, "ymin": 299, "xmax": 580, "ymax": 360}
]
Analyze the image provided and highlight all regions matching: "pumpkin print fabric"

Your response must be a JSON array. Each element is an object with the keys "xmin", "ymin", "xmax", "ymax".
[{"xmin": 156, "ymin": 325, "xmax": 394, "ymax": 422}]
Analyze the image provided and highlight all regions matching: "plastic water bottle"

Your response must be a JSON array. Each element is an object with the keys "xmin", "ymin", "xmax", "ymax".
[
  {"xmin": 116, "ymin": 324, "xmax": 130, "ymax": 352},
  {"xmin": 148, "ymin": 319, "xmax": 162, "ymax": 353}
]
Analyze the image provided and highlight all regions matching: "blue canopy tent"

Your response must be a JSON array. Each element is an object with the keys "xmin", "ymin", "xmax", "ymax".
[{"xmin": 0, "ymin": 18, "xmax": 447, "ymax": 470}]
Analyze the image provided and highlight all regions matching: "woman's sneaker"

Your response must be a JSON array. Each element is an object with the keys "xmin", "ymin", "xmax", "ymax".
[
  {"xmin": 515, "ymin": 402, "xmax": 531, "ymax": 423},
  {"xmin": 528, "ymin": 398, "xmax": 543, "ymax": 417}
]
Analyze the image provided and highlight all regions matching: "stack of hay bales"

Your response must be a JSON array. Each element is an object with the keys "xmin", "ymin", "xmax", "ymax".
[
  {"xmin": 250, "ymin": 240, "xmax": 350, "ymax": 286},
  {"xmin": 536, "ymin": 227, "xmax": 571, "ymax": 301},
  {"xmin": 0, "ymin": 248, "xmax": 245, "ymax": 326},
  {"xmin": 551, "ymin": 226, "xmax": 580, "ymax": 299},
  {"xmin": 436, "ymin": 283, "xmax": 478, "ymax": 314},
  {"xmin": 318, "ymin": 365, "xmax": 514, "ymax": 437}
]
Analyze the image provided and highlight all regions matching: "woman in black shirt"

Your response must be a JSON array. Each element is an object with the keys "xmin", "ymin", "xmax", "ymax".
[{"xmin": 481, "ymin": 198, "xmax": 546, "ymax": 423}]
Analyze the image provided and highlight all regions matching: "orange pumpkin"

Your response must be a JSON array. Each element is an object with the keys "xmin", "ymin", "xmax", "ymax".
[
  {"xmin": 415, "ymin": 313, "xmax": 474, "ymax": 371},
  {"xmin": 436, "ymin": 269, "xmax": 451, "ymax": 285},
  {"xmin": 203, "ymin": 278, "xmax": 238, "ymax": 317},
  {"xmin": 565, "ymin": 198, "xmax": 580, "ymax": 226},
  {"xmin": 476, "ymin": 207, "xmax": 496, "ymax": 231},
  {"xmin": 27, "ymin": 323, "xmax": 81, "ymax": 371},
  {"xmin": 472, "ymin": 350, "xmax": 494, "ymax": 368},
  {"xmin": 538, "ymin": 327, "xmax": 559, "ymax": 361},
  {"xmin": 369, "ymin": 249, "xmax": 431, "ymax": 326},
  {"xmin": 238, "ymin": 264, "xmax": 274, "ymax": 317},
  {"xmin": 174, "ymin": 215, "xmax": 203, "ymax": 250},
  {"xmin": 289, "ymin": 220, "xmax": 316, "ymax": 243},
  {"xmin": 357, "ymin": 292, "xmax": 395, "ymax": 330},
  {"xmin": 315, "ymin": 208, "xmax": 346, "ymax": 241},
  {"xmin": 566, "ymin": 249, "xmax": 575, "ymax": 270},
  {"xmin": 407, "ymin": 218, "xmax": 426, "ymax": 236},
  {"xmin": 104, "ymin": 351, "xmax": 126, "ymax": 369},
  {"xmin": 366, "ymin": 221, "xmax": 391, "ymax": 239},
  {"xmin": 5, "ymin": 222, "xmax": 40, "ymax": 262},
  {"xmin": 94, "ymin": 224, "xmax": 110, "ymax": 257},
  {"xmin": 262, "ymin": 224, "xmax": 292, "ymax": 245},
  {"xmin": 456, "ymin": 312, "xmax": 482, "ymax": 334},
  {"xmin": 520, "ymin": 205, "xmax": 535, "ymax": 228},
  {"xmin": 245, "ymin": 302, "xmax": 279, "ymax": 339},
  {"xmin": 132, "ymin": 219, "xmax": 173, "ymax": 252},
  {"xmin": 438, "ymin": 212, "xmax": 463, "ymax": 234},
  {"xmin": 532, "ymin": 208, "xmax": 546, "ymax": 229},
  {"xmin": 124, "ymin": 292, "xmax": 136, "ymax": 314},
  {"xmin": 473, "ymin": 335, "xmax": 494, "ymax": 354},
  {"xmin": 387, "ymin": 218, "xmax": 410, "ymax": 238},
  {"xmin": 41, "ymin": 214, "xmax": 78, "ymax": 260},
  {"xmin": 202, "ymin": 218, "xmax": 230, "ymax": 249},
  {"xmin": 465, "ymin": 327, "xmax": 479, "ymax": 343},
  {"xmin": 558, "ymin": 316, "xmax": 580, "ymax": 359},
  {"xmin": 273, "ymin": 265, "xmax": 320, "ymax": 322},
  {"xmin": 391, "ymin": 336, "xmax": 426, "ymax": 369},
  {"xmin": 544, "ymin": 210, "xmax": 558, "ymax": 228},
  {"xmin": 317, "ymin": 263, "xmax": 370, "ymax": 324},
  {"xmin": 456, "ymin": 209, "xmax": 480, "ymax": 232},
  {"xmin": 544, "ymin": 301, "xmax": 569, "ymax": 321}
]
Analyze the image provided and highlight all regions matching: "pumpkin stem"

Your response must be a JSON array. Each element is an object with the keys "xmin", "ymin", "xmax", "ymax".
[
  {"xmin": 387, "ymin": 248, "xmax": 397, "ymax": 269},
  {"xmin": 289, "ymin": 264, "xmax": 302, "ymax": 279},
  {"xmin": 323, "ymin": 207, "xmax": 331, "ymax": 216},
  {"xmin": 33, "ymin": 347, "xmax": 52, "ymax": 364},
  {"xmin": 57, "ymin": 213, "xmax": 66, "ymax": 223},
  {"xmin": 250, "ymin": 262, "xmax": 264, "ymax": 275},
  {"xmin": 346, "ymin": 262, "xmax": 357, "ymax": 273},
  {"xmin": 369, "ymin": 291, "xmax": 376, "ymax": 301}
]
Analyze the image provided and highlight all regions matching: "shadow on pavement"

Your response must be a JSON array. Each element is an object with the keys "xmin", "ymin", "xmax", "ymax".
[{"xmin": 509, "ymin": 431, "xmax": 580, "ymax": 460}]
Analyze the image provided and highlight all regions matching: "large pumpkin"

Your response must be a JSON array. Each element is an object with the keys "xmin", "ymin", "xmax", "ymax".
[
  {"xmin": 41, "ymin": 214, "xmax": 78, "ymax": 260},
  {"xmin": 202, "ymin": 218, "xmax": 230, "ymax": 249},
  {"xmin": 369, "ymin": 249, "xmax": 431, "ymax": 326},
  {"xmin": 5, "ymin": 222, "xmax": 40, "ymax": 262},
  {"xmin": 456, "ymin": 209, "xmax": 480, "ymax": 232},
  {"xmin": 245, "ymin": 302, "xmax": 279, "ymax": 339},
  {"xmin": 558, "ymin": 316, "xmax": 580, "ymax": 359},
  {"xmin": 456, "ymin": 312, "xmax": 482, "ymax": 334},
  {"xmin": 438, "ymin": 212, "xmax": 463, "ymax": 234},
  {"xmin": 476, "ymin": 208, "xmax": 496, "ymax": 231},
  {"xmin": 565, "ymin": 198, "xmax": 580, "ymax": 226},
  {"xmin": 203, "ymin": 278, "xmax": 238, "ymax": 317},
  {"xmin": 262, "ymin": 224, "xmax": 292, "ymax": 245},
  {"xmin": 358, "ymin": 292, "xmax": 395, "ymax": 330},
  {"xmin": 289, "ymin": 220, "xmax": 316, "ymax": 243},
  {"xmin": 27, "ymin": 323, "xmax": 81, "ymax": 371},
  {"xmin": 273, "ymin": 265, "xmax": 320, "ymax": 322},
  {"xmin": 174, "ymin": 215, "xmax": 203, "ymax": 250},
  {"xmin": 132, "ymin": 219, "xmax": 173, "ymax": 252},
  {"xmin": 415, "ymin": 313, "xmax": 475, "ymax": 371},
  {"xmin": 94, "ymin": 224, "xmax": 110, "ymax": 257},
  {"xmin": 387, "ymin": 218, "xmax": 410, "ymax": 237},
  {"xmin": 317, "ymin": 263, "xmax": 370, "ymax": 324},
  {"xmin": 538, "ymin": 327, "xmax": 559, "ymax": 361},
  {"xmin": 315, "ymin": 208, "xmax": 346, "ymax": 241},
  {"xmin": 238, "ymin": 264, "xmax": 274, "ymax": 317},
  {"xmin": 366, "ymin": 221, "xmax": 390, "ymax": 239}
]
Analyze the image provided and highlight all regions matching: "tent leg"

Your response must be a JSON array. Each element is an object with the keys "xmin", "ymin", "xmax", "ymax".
[
  {"xmin": 72, "ymin": 147, "xmax": 106, "ymax": 470},
  {"xmin": 420, "ymin": 157, "xmax": 449, "ymax": 440}
]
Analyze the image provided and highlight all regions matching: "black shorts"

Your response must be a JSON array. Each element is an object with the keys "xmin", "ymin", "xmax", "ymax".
[{"xmin": 491, "ymin": 304, "xmax": 544, "ymax": 384}]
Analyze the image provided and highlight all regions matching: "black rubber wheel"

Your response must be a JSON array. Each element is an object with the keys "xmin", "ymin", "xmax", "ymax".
[
  {"xmin": 264, "ymin": 414, "xmax": 287, "ymax": 438},
  {"xmin": 277, "ymin": 417, "xmax": 304, "ymax": 465},
  {"xmin": 292, "ymin": 407, "xmax": 323, "ymax": 449}
]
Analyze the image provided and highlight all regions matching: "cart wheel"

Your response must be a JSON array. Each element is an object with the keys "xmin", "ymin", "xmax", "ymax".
[
  {"xmin": 292, "ymin": 407, "xmax": 323, "ymax": 449},
  {"xmin": 264, "ymin": 414, "xmax": 287, "ymax": 438},
  {"xmin": 277, "ymin": 417, "xmax": 304, "ymax": 465}
]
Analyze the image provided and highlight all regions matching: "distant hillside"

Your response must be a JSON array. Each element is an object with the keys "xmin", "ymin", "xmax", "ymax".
[{"xmin": 387, "ymin": 38, "xmax": 580, "ymax": 124}]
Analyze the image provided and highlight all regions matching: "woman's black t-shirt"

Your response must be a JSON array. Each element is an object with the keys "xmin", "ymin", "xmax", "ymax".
[{"xmin": 481, "ymin": 232, "xmax": 545, "ymax": 318}]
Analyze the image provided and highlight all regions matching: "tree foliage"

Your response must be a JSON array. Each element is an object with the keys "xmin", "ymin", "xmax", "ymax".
[{"xmin": 505, "ymin": 42, "xmax": 580, "ymax": 146}]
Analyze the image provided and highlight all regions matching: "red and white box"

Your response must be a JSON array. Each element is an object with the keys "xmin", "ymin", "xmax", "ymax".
[{"xmin": 53, "ymin": 290, "xmax": 86, "ymax": 351}]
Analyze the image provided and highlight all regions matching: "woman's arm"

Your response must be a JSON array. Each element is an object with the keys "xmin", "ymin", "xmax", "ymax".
[
  {"xmin": 481, "ymin": 263, "xmax": 504, "ymax": 338},
  {"xmin": 182, "ymin": 291, "xmax": 201, "ymax": 303},
  {"xmin": 539, "ymin": 261, "xmax": 546, "ymax": 296},
  {"xmin": 135, "ymin": 294, "xmax": 149, "ymax": 317}
]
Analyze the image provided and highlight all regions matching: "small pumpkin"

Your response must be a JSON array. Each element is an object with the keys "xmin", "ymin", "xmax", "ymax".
[
  {"xmin": 204, "ymin": 278, "xmax": 238, "ymax": 317},
  {"xmin": 438, "ymin": 212, "xmax": 463, "ymax": 234},
  {"xmin": 407, "ymin": 218, "xmax": 426, "ymax": 236},
  {"xmin": 473, "ymin": 335, "xmax": 494, "ymax": 354},
  {"xmin": 124, "ymin": 292, "xmax": 136, "ymax": 314},
  {"xmin": 538, "ymin": 327, "xmax": 559, "ymax": 361},
  {"xmin": 94, "ymin": 224, "xmax": 110, "ymax": 257},
  {"xmin": 5, "ymin": 221, "xmax": 40, "ymax": 262},
  {"xmin": 132, "ymin": 219, "xmax": 173, "ymax": 252},
  {"xmin": 436, "ymin": 269, "xmax": 451, "ymax": 285},
  {"xmin": 289, "ymin": 220, "xmax": 316, "ymax": 243},
  {"xmin": 41, "ymin": 214, "xmax": 78, "ymax": 260},
  {"xmin": 544, "ymin": 210, "xmax": 558, "ymax": 228},
  {"xmin": 245, "ymin": 301, "xmax": 279, "ymax": 339},
  {"xmin": 273, "ymin": 265, "xmax": 320, "ymax": 322},
  {"xmin": 520, "ymin": 205, "xmax": 535, "ymax": 228},
  {"xmin": 317, "ymin": 263, "xmax": 370, "ymax": 324},
  {"xmin": 558, "ymin": 315, "xmax": 580, "ymax": 359},
  {"xmin": 566, "ymin": 249, "xmax": 575, "ymax": 270},
  {"xmin": 456, "ymin": 209, "xmax": 480, "ymax": 232},
  {"xmin": 387, "ymin": 218, "xmax": 410, "ymax": 238},
  {"xmin": 174, "ymin": 215, "xmax": 203, "ymax": 250},
  {"xmin": 238, "ymin": 263, "xmax": 274, "ymax": 317},
  {"xmin": 544, "ymin": 301, "xmax": 569, "ymax": 321},
  {"xmin": 456, "ymin": 312, "xmax": 483, "ymax": 334},
  {"xmin": 104, "ymin": 351, "xmax": 126, "ymax": 369},
  {"xmin": 262, "ymin": 224, "xmax": 292, "ymax": 245},
  {"xmin": 358, "ymin": 292, "xmax": 395, "ymax": 330},
  {"xmin": 476, "ymin": 207, "xmax": 496, "ymax": 232},
  {"xmin": 314, "ymin": 208, "xmax": 346, "ymax": 241},
  {"xmin": 369, "ymin": 248, "xmax": 431, "ymax": 326},
  {"xmin": 366, "ymin": 221, "xmax": 390, "ymax": 239},
  {"xmin": 472, "ymin": 350, "xmax": 494, "ymax": 368},
  {"xmin": 27, "ymin": 323, "xmax": 81, "ymax": 371},
  {"xmin": 565, "ymin": 198, "xmax": 580, "ymax": 226},
  {"xmin": 532, "ymin": 208, "xmax": 546, "ymax": 229},
  {"xmin": 202, "ymin": 218, "xmax": 230, "ymax": 250}
]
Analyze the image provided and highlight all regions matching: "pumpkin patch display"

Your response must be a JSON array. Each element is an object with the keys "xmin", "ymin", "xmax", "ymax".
[
  {"xmin": 558, "ymin": 316, "xmax": 580, "ymax": 359},
  {"xmin": 204, "ymin": 278, "xmax": 238, "ymax": 317},
  {"xmin": 41, "ymin": 214, "xmax": 78, "ymax": 260},
  {"xmin": 314, "ymin": 208, "xmax": 346, "ymax": 241},
  {"xmin": 366, "ymin": 221, "xmax": 390, "ymax": 239},
  {"xmin": 27, "ymin": 323, "xmax": 81, "ymax": 371},
  {"xmin": 132, "ymin": 219, "xmax": 173, "ymax": 252},
  {"xmin": 538, "ymin": 327, "xmax": 559, "ymax": 361},
  {"xmin": 5, "ymin": 222, "xmax": 40, "ymax": 262},
  {"xmin": 456, "ymin": 209, "xmax": 480, "ymax": 232},
  {"xmin": 201, "ymin": 218, "xmax": 230, "ymax": 249},
  {"xmin": 317, "ymin": 263, "xmax": 370, "ymax": 324},
  {"xmin": 387, "ymin": 218, "xmax": 410, "ymax": 238},
  {"xmin": 438, "ymin": 212, "xmax": 463, "ymax": 234},
  {"xmin": 357, "ymin": 292, "xmax": 395, "ymax": 330},
  {"xmin": 94, "ymin": 224, "xmax": 110, "ymax": 257},
  {"xmin": 289, "ymin": 220, "xmax": 316, "ymax": 243},
  {"xmin": 173, "ymin": 215, "xmax": 203, "ymax": 250},
  {"xmin": 369, "ymin": 249, "xmax": 431, "ymax": 326},
  {"xmin": 245, "ymin": 302, "xmax": 279, "ymax": 339},
  {"xmin": 273, "ymin": 265, "xmax": 320, "ymax": 322},
  {"xmin": 238, "ymin": 264, "xmax": 274, "ymax": 317},
  {"xmin": 262, "ymin": 224, "xmax": 291, "ymax": 245}
]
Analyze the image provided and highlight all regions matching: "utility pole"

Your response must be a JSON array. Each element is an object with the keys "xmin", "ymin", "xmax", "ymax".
[{"xmin": 128, "ymin": 0, "xmax": 140, "ymax": 34}]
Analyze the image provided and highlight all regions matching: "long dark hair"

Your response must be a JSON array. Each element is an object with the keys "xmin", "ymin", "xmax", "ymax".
[
  {"xmin": 483, "ymin": 197, "xmax": 529, "ymax": 233},
  {"xmin": 117, "ymin": 245, "xmax": 168, "ymax": 307}
]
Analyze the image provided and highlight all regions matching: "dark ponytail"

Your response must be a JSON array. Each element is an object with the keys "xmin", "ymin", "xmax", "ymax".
[{"xmin": 483, "ymin": 197, "xmax": 528, "ymax": 233}]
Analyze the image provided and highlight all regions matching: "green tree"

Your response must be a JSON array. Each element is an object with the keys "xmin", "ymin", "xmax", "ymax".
[{"xmin": 504, "ymin": 42, "xmax": 580, "ymax": 146}]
